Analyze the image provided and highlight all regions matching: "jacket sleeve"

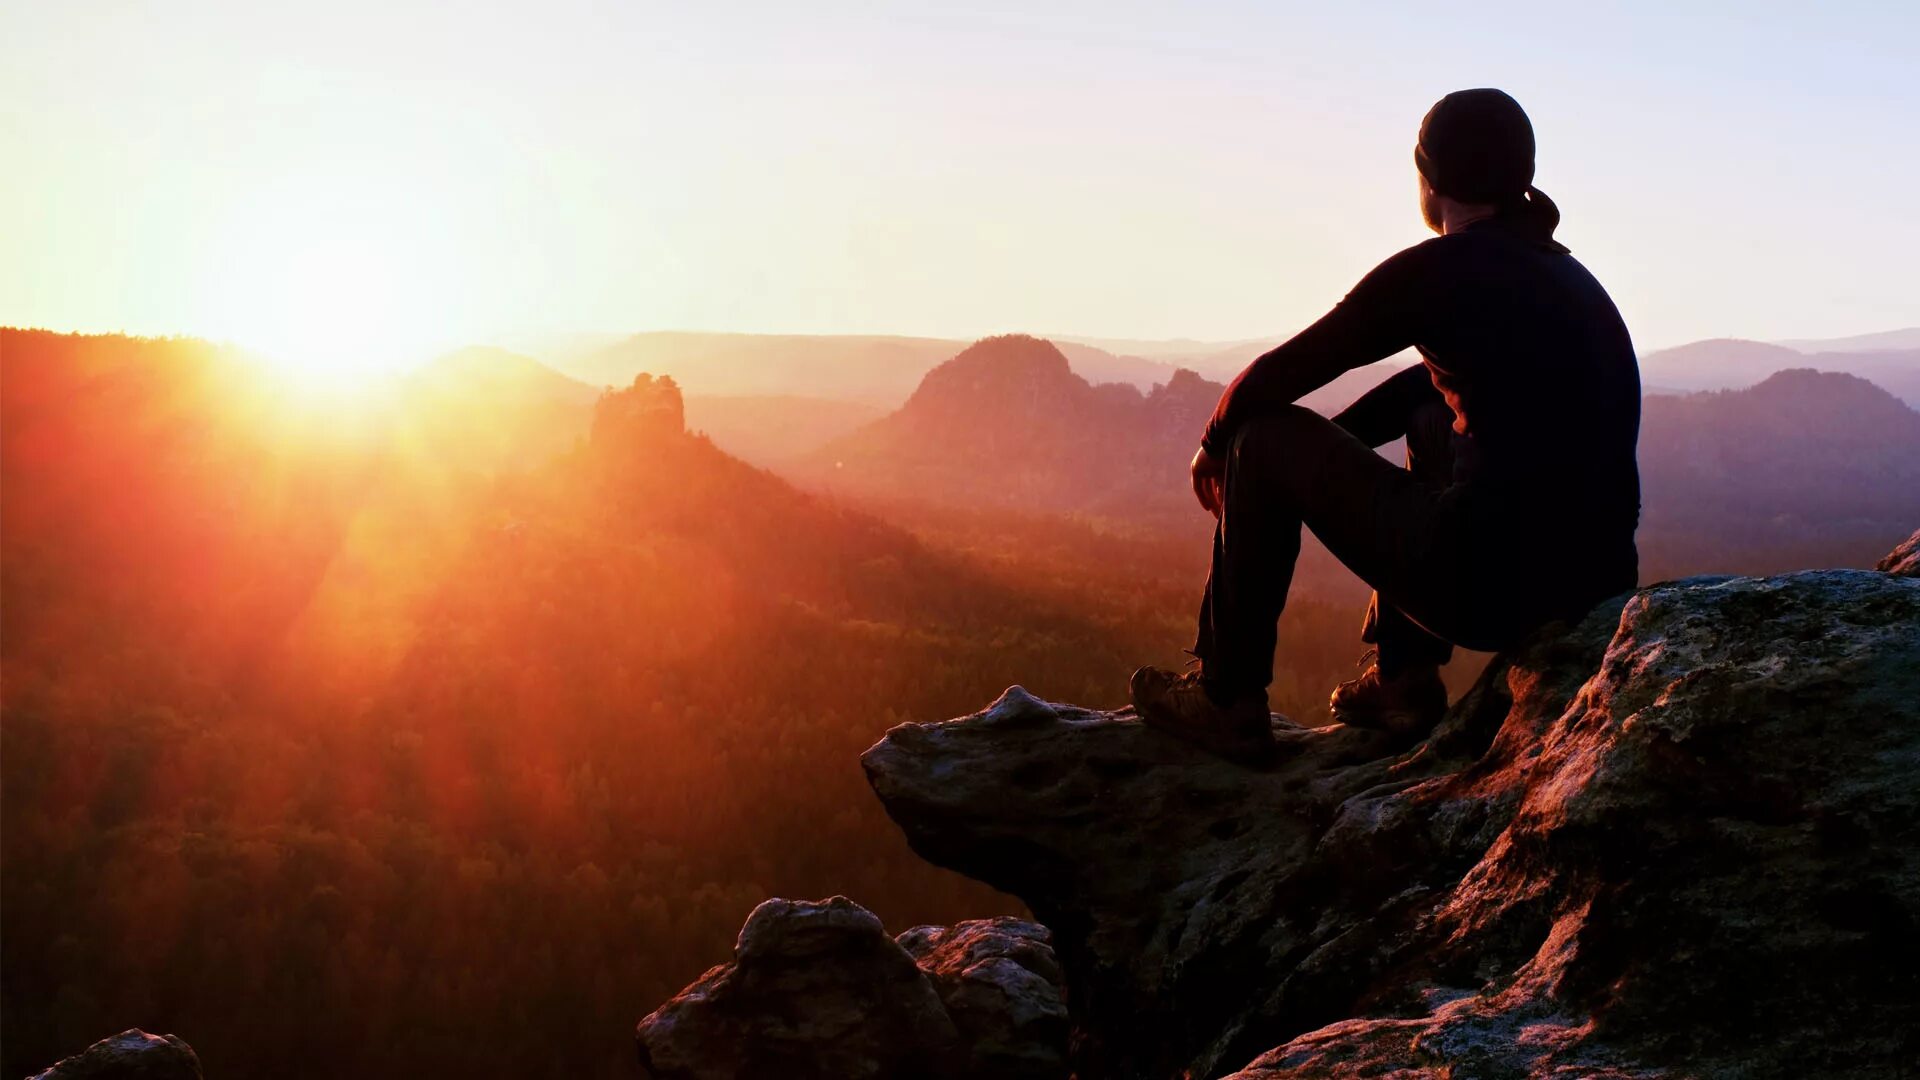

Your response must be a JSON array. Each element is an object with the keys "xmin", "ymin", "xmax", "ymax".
[
  {"xmin": 1201, "ymin": 243, "xmax": 1434, "ymax": 456},
  {"xmin": 1331, "ymin": 362, "xmax": 1441, "ymax": 448}
]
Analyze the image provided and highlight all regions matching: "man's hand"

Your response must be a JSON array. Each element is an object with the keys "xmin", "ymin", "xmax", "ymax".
[{"xmin": 1190, "ymin": 445, "xmax": 1224, "ymax": 519}]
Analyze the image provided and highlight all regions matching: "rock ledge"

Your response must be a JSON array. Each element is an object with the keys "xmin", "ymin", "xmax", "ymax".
[{"xmin": 865, "ymin": 565, "xmax": 1920, "ymax": 1078}]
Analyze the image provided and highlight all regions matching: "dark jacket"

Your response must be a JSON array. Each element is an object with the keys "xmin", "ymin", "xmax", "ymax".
[{"xmin": 1203, "ymin": 212, "xmax": 1641, "ymax": 590}]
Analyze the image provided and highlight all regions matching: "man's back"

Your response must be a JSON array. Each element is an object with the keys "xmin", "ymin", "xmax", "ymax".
[
  {"xmin": 1415, "ymin": 216, "xmax": 1642, "ymax": 569},
  {"xmin": 1202, "ymin": 209, "xmax": 1641, "ymax": 593}
]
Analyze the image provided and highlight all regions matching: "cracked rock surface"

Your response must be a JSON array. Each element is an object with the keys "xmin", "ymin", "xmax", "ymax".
[{"xmin": 865, "ymin": 563, "xmax": 1920, "ymax": 1078}]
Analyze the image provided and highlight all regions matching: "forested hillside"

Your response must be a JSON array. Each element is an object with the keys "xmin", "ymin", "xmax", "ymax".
[
  {"xmin": 0, "ymin": 331, "xmax": 1366, "ymax": 1079},
  {"xmin": 1638, "ymin": 369, "xmax": 1920, "ymax": 576}
]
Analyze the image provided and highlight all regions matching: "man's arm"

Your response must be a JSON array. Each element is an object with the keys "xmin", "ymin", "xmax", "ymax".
[
  {"xmin": 1200, "ymin": 244, "xmax": 1433, "ymax": 456},
  {"xmin": 1331, "ymin": 362, "xmax": 1442, "ymax": 448}
]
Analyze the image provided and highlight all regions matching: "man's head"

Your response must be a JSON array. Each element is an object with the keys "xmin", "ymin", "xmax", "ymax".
[{"xmin": 1414, "ymin": 88, "xmax": 1558, "ymax": 242}]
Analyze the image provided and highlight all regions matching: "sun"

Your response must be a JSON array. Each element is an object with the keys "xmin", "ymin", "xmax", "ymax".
[{"xmin": 193, "ymin": 169, "xmax": 467, "ymax": 392}]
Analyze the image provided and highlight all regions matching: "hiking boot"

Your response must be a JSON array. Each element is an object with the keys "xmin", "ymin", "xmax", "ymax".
[
  {"xmin": 1129, "ymin": 666, "xmax": 1276, "ymax": 766},
  {"xmin": 1330, "ymin": 658, "xmax": 1449, "ymax": 738}
]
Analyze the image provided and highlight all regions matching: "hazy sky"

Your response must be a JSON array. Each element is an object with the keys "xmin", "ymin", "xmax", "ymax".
[{"xmin": 5, "ymin": 1, "xmax": 1917, "ymax": 366}]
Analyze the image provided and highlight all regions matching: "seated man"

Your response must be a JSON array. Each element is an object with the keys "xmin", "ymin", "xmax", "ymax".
[{"xmin": 1132, "ymin": 89, "xmax": 1641, "ymax": 764}]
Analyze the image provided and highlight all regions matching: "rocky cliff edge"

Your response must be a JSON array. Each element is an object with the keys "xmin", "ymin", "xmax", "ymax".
[{"xmin": 642, "ymin": 531, "xmax": 1920, "ymax": 1078}]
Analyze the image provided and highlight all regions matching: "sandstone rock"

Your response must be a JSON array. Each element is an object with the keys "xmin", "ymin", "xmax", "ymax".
[
  {"xmin": 593, "ymin": 372, "xmax": 685, "ymax": 449},
  {"xmin": 635, "ymin": 895, "xmax": 1067, "ymax": 1079},
  {"xmin": 897, "ymin": 917, "xmax": 1068, "ymax": 1080},
  {"xmin": 1878, "ymin": 526, "xmax": 1920, "ymax": 576},
  {"xmin": 28, "ymin": 1029, "xmax": 203, "ymax": 1080},
  {"xmin": 635, "ymin": 896, "xmax": 956, "ymax": 1079},
  {"xmin": 864, "ymin": 568, "xmax": 1920, "ymax": 1079}
]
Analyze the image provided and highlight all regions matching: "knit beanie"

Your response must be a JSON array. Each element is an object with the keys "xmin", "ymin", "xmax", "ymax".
[{"xmin": 1415, "ymin": 88, "xmax": 1565, "ymax": 249}]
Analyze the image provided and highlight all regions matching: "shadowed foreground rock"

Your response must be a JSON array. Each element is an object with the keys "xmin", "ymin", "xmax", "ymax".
[
  {"xmin": 634, "ymin": 896, "xmax": 1066, "ymax": 1079},
  {"xmin": 864, "ymin": 564, "xmax": 1920, "ymax": 1078},
  {"xmin": 28, "ymin": 1030, "xmax": 203, "ymax": 1080},
  {"xmin": 898, "ymin": 918, "xmax": 1069, "ymax": 1079}
]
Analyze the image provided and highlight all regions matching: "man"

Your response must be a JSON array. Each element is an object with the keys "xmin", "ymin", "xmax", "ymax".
[{"xmin": 1131, "ymin": 88, "xmax": 1640, "ymax": 764}]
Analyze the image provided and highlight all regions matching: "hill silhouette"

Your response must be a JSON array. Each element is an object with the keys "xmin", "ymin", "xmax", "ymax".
[
  {"xmin": 799, "ymin": 334, "xmax": 1920, "ymax": 581},
  {"xmin": 1638, "ymin": 368, "xmax": 1920, "ymax": 575},
  {"xmin": 558, "ymin": 331, "xmax": 1181, "ymax": 407},
  {"xmin": 802, "ymin": 335, "xmax": 1219, "ymax": 525},
  {"xmin": 681, "ymin": 394, "xmax": 885, "ymax": 466},
  {"xmin": 1640, "ymin": 337, "xmax": 1920, "ymax": 404},
  {"xmin": 399, "ymin": 346, "xmax": 600, "ymax": 470}
]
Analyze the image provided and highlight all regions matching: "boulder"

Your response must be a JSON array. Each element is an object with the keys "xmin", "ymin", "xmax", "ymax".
[
  {"xmin": 897, "ymin": 918, "xmax": 1068, "ymax": 1080},
  {"xmin": 864, "ymin": 566, "xmax": 1920, "ymax": 1078},
  {"xmin": 27, "ymin": 1030, "xmax": 203, "ymax": 1080},
  {"xmin": 635, "ymin": 896, "xmax": 1066, "ymax": 1079}
]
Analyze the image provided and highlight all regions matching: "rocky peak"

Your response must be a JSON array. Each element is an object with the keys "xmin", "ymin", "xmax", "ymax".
[
  {"xmin": 592, "ymin": 373, "xmax": 685, "ymax": 450},
  {"xmin": 915, "ymin": 334, "xmax": 1077, "ymax": 390},
  {"xmin": 894, "ymin": 335, "xmax": 1091, "ymax": 428},
  {"xmin": 805, "ymin": 337, "xmax": 1225, "ymax": 522}
]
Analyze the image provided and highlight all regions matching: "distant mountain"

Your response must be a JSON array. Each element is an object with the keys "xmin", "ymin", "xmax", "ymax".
[
  {"xmin": 408, "ymin": 346, "xmax": 599, "ymax": 406},
  {"xmin": 557, "ymin": 331, "xmax": 1185, "ymax": 407},
  {"xmin": 682, "ymin": 394, "xmax": 885, "ymax": 465},
  {"xmin": 561, "ymin": 332, "xmax": 954, "ymax": 405},
  {"xmin": 398, "ymin": 347, "xmax": 599, "ymax": 471},
  {"xmin": 798, "ymin": 335, "xmax": 1432, "ymax": 521},
  {"xmin": 800, "ymin": 333, "xmax": 1920, "ymax": 581},
  {"xmin": 1775, "ymin": 327, "xmax": 1920, "ymax": 353},
  {"xmin": 1052, "ymin": 341, "xmax": 1182, "ymax": 388},
  {"xmin": 1048, "ymin": 334, "xmax": 1269, "ymax": 361},
  {"xmin": 803, "ymin": 335, "xmax": 1220, "ymax": 524},
  {"xmin": 1640, "ymin": 336, "xmax": 1920, "ymax": 405},
  {"xmin": 1638, "ymin": 368, "xmax": 1920, "ymax": 576},
  {"xmin": 485, "ymin": 330, "xmax": 630, "ymax": 369}
]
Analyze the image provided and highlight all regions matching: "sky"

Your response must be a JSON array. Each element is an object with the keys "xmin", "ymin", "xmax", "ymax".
[{"xmin": 4, "ymin": 1, "xmax": 1917, "ymax": 370}]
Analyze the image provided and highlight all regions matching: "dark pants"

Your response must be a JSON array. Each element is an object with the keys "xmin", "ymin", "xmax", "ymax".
[{"xmin": 1194, "ymin": 401, "xmax": 1538, "ymax": 694}]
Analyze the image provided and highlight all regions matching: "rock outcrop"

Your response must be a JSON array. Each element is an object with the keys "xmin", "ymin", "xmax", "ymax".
[
  {"xmin": 28, "ymin": 1029, "xmax": 203, "ymax": 1080},
  {"xmin": 592, "ymin": 372, "xmax": 686, "ymax": 450},
  {"xmin": 897, "ymin": 918, "xmax": 1070, "ymax": 1080},
  {"xmin": 864, "ymin": 564, "xmax": 1920, "ymax": 1078},
  {"xmin": 635, "ymin": 896, "xmax": 1066, "ymax": 1079},
  {"xmin": 1879, "ymin": 526, "xmax": 1920, "ymax": 576}
]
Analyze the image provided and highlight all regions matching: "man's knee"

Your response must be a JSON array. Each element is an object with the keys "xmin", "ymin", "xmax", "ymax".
[{"xmin": 1229, "ymin": 404, "xmax": 1327, "ymax": 467}]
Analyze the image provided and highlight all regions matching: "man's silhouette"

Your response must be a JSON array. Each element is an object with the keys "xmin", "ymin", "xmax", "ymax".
[{"xmin": 1131, "ymin": 89, "xmax": 1640, "ymax": 764}]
